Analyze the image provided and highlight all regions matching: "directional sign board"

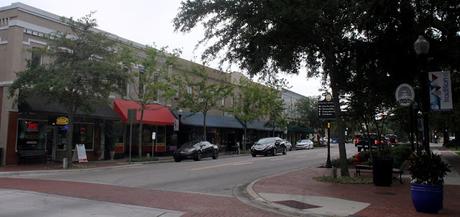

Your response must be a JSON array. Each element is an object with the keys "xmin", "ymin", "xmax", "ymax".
[{"xmin": 318, "ymin": 95, "xmax": 336, "ymax": 120}]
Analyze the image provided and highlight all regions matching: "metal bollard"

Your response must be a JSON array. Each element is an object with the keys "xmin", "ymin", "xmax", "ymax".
[{"xmin": 63, "ymin": 158, "xmax": 68, "ymax": 169}]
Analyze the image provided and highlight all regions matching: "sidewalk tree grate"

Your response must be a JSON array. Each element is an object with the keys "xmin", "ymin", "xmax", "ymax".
[{"xmin": 274, "ymin": 200, "xmax": 321, "ymax": 210}]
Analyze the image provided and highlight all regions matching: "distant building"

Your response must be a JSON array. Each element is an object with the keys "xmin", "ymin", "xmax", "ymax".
[{"xmin": 281, "ymin": 89, "xmax": 313, "ymax": 144}]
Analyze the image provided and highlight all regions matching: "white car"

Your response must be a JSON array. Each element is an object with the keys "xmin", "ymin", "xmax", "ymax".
[
  {"xmin": 295, "ymin": 139, "xmax": 314, "ymax": 150},
  {"xmin": 282, "ymin": 139, "xmax": 293, "ymax": 151}
]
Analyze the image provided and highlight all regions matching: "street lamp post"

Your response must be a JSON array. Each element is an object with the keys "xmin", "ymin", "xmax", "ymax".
[{"xmin": 413, "ymin": 35, "xmax": 430, "ymax": 153}]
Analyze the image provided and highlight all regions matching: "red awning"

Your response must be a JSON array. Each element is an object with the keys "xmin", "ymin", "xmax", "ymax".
[{"xmin": 113, "ymin": 98, "xmax": 175, "ymax": 125}]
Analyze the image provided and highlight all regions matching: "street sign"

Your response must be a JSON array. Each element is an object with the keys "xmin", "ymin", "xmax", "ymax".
[
  {"xmin": 174, "ymin": 119, "xmax": 179, "ymax": 131},
  {"xmin": 128, "ymin": 109, "xmax": 136, "ymax": 124},
  {"xmin": 318, "ymin": 96, "xmax": 336, "ymax": 120},
  {"xmin": 395, "ymin": 83, "xmax": 415, "ymax": 107}
]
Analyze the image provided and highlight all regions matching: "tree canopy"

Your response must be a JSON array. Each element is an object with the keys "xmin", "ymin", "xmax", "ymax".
[
  {"xmin": 174, "ymin": 0, "xmax": 460, "ymax": 175},
  {"xmin": 174, "ymin": 67, "xmax": 233, "ymax": 140}
]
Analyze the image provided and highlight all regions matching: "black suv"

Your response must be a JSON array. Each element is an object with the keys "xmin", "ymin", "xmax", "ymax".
[{"xmin": 251, "ymin": 137, "xmax": 287, "ymax": 157}]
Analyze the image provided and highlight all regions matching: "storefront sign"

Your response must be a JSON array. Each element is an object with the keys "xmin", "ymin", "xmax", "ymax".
[
  {"xmin": 55, "ymin": 116, "xmax": 70, "ymax": 125},
  {"xmin": 429, "ymin": 71, "xmax": 453, "ymax": 111},
  {"xmin": 25, "ymin": 121, "xmax": 39, "ymax": 132}
]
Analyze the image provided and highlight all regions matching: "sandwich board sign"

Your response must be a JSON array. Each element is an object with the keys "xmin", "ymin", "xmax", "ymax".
[{"xmin": 72, "ymin": 144, "xmax": 88, "ymax": 163}]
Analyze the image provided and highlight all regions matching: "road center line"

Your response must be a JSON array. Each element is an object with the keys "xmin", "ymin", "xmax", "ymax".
[{"xmin": 191, "ymin": 161, "xmax": 253, "ymax": 171}]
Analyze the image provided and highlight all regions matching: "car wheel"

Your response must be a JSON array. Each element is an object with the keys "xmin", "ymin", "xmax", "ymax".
[
  {"xmin": 212, "ymin": 150, "xmax": 218, "ymax": 159},
  {"xmin": 282, "ymin": 147, "xmax": 287, "ymax": 155},
  {"xmin": 272, "ymin": 148, "xmax": 277, "ymax": 156},
  {"xmin": 194, "ymin": 152, "xmax": 202, "ymax": 161},
  {"xmin": 251, "ymin": 153, "xmax": 256, "ymax": 157},
  {"xmin": 174, "ymin": 156, "xmax": 181, "ymax": 162}
]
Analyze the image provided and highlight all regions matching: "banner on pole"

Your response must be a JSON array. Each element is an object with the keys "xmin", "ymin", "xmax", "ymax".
[{"xmin": 429, "ymin": 71, "xmax": 453, "ymax": 111}]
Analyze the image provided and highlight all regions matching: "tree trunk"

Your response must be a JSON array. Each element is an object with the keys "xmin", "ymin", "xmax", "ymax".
[
  {"xmin": 65, "ymin": 113, "xmax": 75, "ymax": 169},
  {"xmin": 330, "ymin": 75, "xmax": 349, "ymax": 177},
  {"xmin": 203, "ymin": 112, "xmax": 207, "ymax": 141},
  {"xmin": 138, "ymin": 107, "xmax": 144, "ymax": 158},
  {"xmin": 244, "ymin": 124, "xmax": 248, "ymax": 150}
]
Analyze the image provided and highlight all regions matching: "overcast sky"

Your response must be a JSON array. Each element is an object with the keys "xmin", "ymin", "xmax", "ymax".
[{"xmin": 3, "ymin": 0, "xmax": 322, "ymax": 97}]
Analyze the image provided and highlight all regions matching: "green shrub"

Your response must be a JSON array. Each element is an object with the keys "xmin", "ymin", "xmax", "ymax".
[{"xmin": 391, "ymin": 144, "xmax": 412, "ymax": 168}]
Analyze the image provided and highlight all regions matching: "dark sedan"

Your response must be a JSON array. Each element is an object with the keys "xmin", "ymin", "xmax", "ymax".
[
  {"xmin": 251, "ymin": 137, "xmax": 287, "ymax": 157},
  {"xmin": 174, "ymin": 141, "xmax": 219, "ymax": 162}
]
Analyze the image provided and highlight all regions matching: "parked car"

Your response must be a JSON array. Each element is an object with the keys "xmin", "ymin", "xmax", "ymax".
[
  {"xmin": 251, "ymin": 137, "xmax": 287, "ymax": 157},
  {"xmin": 174, "ymin": 141, "xmax": 219, "ymax": 162},
  {"xmin": 354, "ymin": 134, "xmax": 386, "ymax": 152},
  {"xmin": 296, "ymin": 139, "xmax": 314, "ymax": 150},
  {"xmin": 385, "ymin": 134, "xmax": 398, "ymax": 145},
  {"xmin": 282, "ymin": 139, "xmax": 293, "ymax": 151}
]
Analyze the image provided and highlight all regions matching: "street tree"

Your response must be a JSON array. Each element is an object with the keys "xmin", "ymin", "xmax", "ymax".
[
  {"xmin": 261, "ymin": 87, "xmax": 286, "ymax": 136},
  {"xmin": 119, "ymin": 45, "xmax": 179, "ymax": 157},
  {"xmin": 174, "ymin": 67, "xmax": 233, "ymax": 141},
  {"xmin": 174, "ymin": 0, "xmax": 355, "ymax": 176},
  {"xmin": 295, "ymin": 97, "xmax": 321, "ymax": 130},
  {"xmin": 9, "ymin": 14, "xmax": 128, "ymax": 167},
  {"xmin": 233, "ymin": 77, "xmax": 267, "ymax": 149},
  {"xmin": 350, "ymin": 0, "xmax": 460, "ymax": 146},
  {"xmin": 295, "ymin": 97, "xmax": 322, "ymax": 143}
]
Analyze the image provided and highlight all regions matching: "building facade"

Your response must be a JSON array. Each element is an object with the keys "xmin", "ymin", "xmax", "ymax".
[
  {"xmin": 0, "ymin": 2, "xmax": 309, "ymax": 165},
  {"xmin": 0, "ymin": 3, "xmax": 243, "ymax": 165}
]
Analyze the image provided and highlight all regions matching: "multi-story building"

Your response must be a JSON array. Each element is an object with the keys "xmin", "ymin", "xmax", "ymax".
[{"xmin": 0, "ymin": 2, "xmax": 247, "ymax": 165}]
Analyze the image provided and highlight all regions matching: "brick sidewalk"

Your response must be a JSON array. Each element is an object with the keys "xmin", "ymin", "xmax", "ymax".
[{"xmin": 251, "ymin": 150, "xmax": 460, "ymax": 217}]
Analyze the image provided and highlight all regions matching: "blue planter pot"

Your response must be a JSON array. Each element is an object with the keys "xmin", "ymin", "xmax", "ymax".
[{"xmin": 410, "ymin": 183, "xmax": 443, "ymax": 213}]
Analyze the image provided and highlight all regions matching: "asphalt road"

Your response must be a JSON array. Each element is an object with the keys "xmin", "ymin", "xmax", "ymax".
[{"xmin": 7, "ymin": 143, "xmax": 356, "ymax": 196}]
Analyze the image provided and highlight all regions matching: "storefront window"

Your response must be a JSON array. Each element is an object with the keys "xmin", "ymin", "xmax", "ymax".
[
  {"xmin": 57, "ymin": 123, "xmax": 94, "ymax": 150},
  {"xmin": 73, "ymin": 123, "xmax": 94, "ymax": 150},
  {"xmin": 157, "ymin": 126, "xmax": 166, "ymax": 143},
  {"xmin": 17, "ymin": 120, "xmax": 47, "ymax": 151}
]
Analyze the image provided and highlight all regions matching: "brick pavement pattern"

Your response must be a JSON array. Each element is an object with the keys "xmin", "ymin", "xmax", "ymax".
[
  {"xmin": 253, "ymin": 150, "xmax": 460, "ymax": 217},
  {"xmin": 0, "ymin": 178, "xmax": 278, "ymax": 217}
]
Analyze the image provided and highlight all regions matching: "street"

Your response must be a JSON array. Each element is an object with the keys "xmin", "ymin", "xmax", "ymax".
[{"xmin": 0, "ymin": 144, "xmax": 355, "ymax": 216}]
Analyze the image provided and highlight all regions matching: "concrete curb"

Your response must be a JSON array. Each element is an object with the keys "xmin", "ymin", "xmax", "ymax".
[
  {"xmin": 0, "ymin": 158, "xmax": 174, "ymax": 177},
  {"xmin": 234, "ymin": 166, "xmax": 324, "ymax": 217}
]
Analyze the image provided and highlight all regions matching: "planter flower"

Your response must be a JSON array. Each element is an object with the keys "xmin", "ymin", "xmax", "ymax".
[{"xmin": 408, "ymin": 151, "xmax": 450, "ymax": 213}]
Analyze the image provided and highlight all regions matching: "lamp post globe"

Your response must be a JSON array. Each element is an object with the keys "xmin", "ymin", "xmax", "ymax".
[{"xmin": 414, "ymin": 35, "xmax": 430, "ymax": 55}]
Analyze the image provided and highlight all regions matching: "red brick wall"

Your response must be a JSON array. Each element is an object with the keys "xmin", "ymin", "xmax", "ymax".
[{"xmin": 6, "ymin": 112, "xmax": 18, "ymax": 165}]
